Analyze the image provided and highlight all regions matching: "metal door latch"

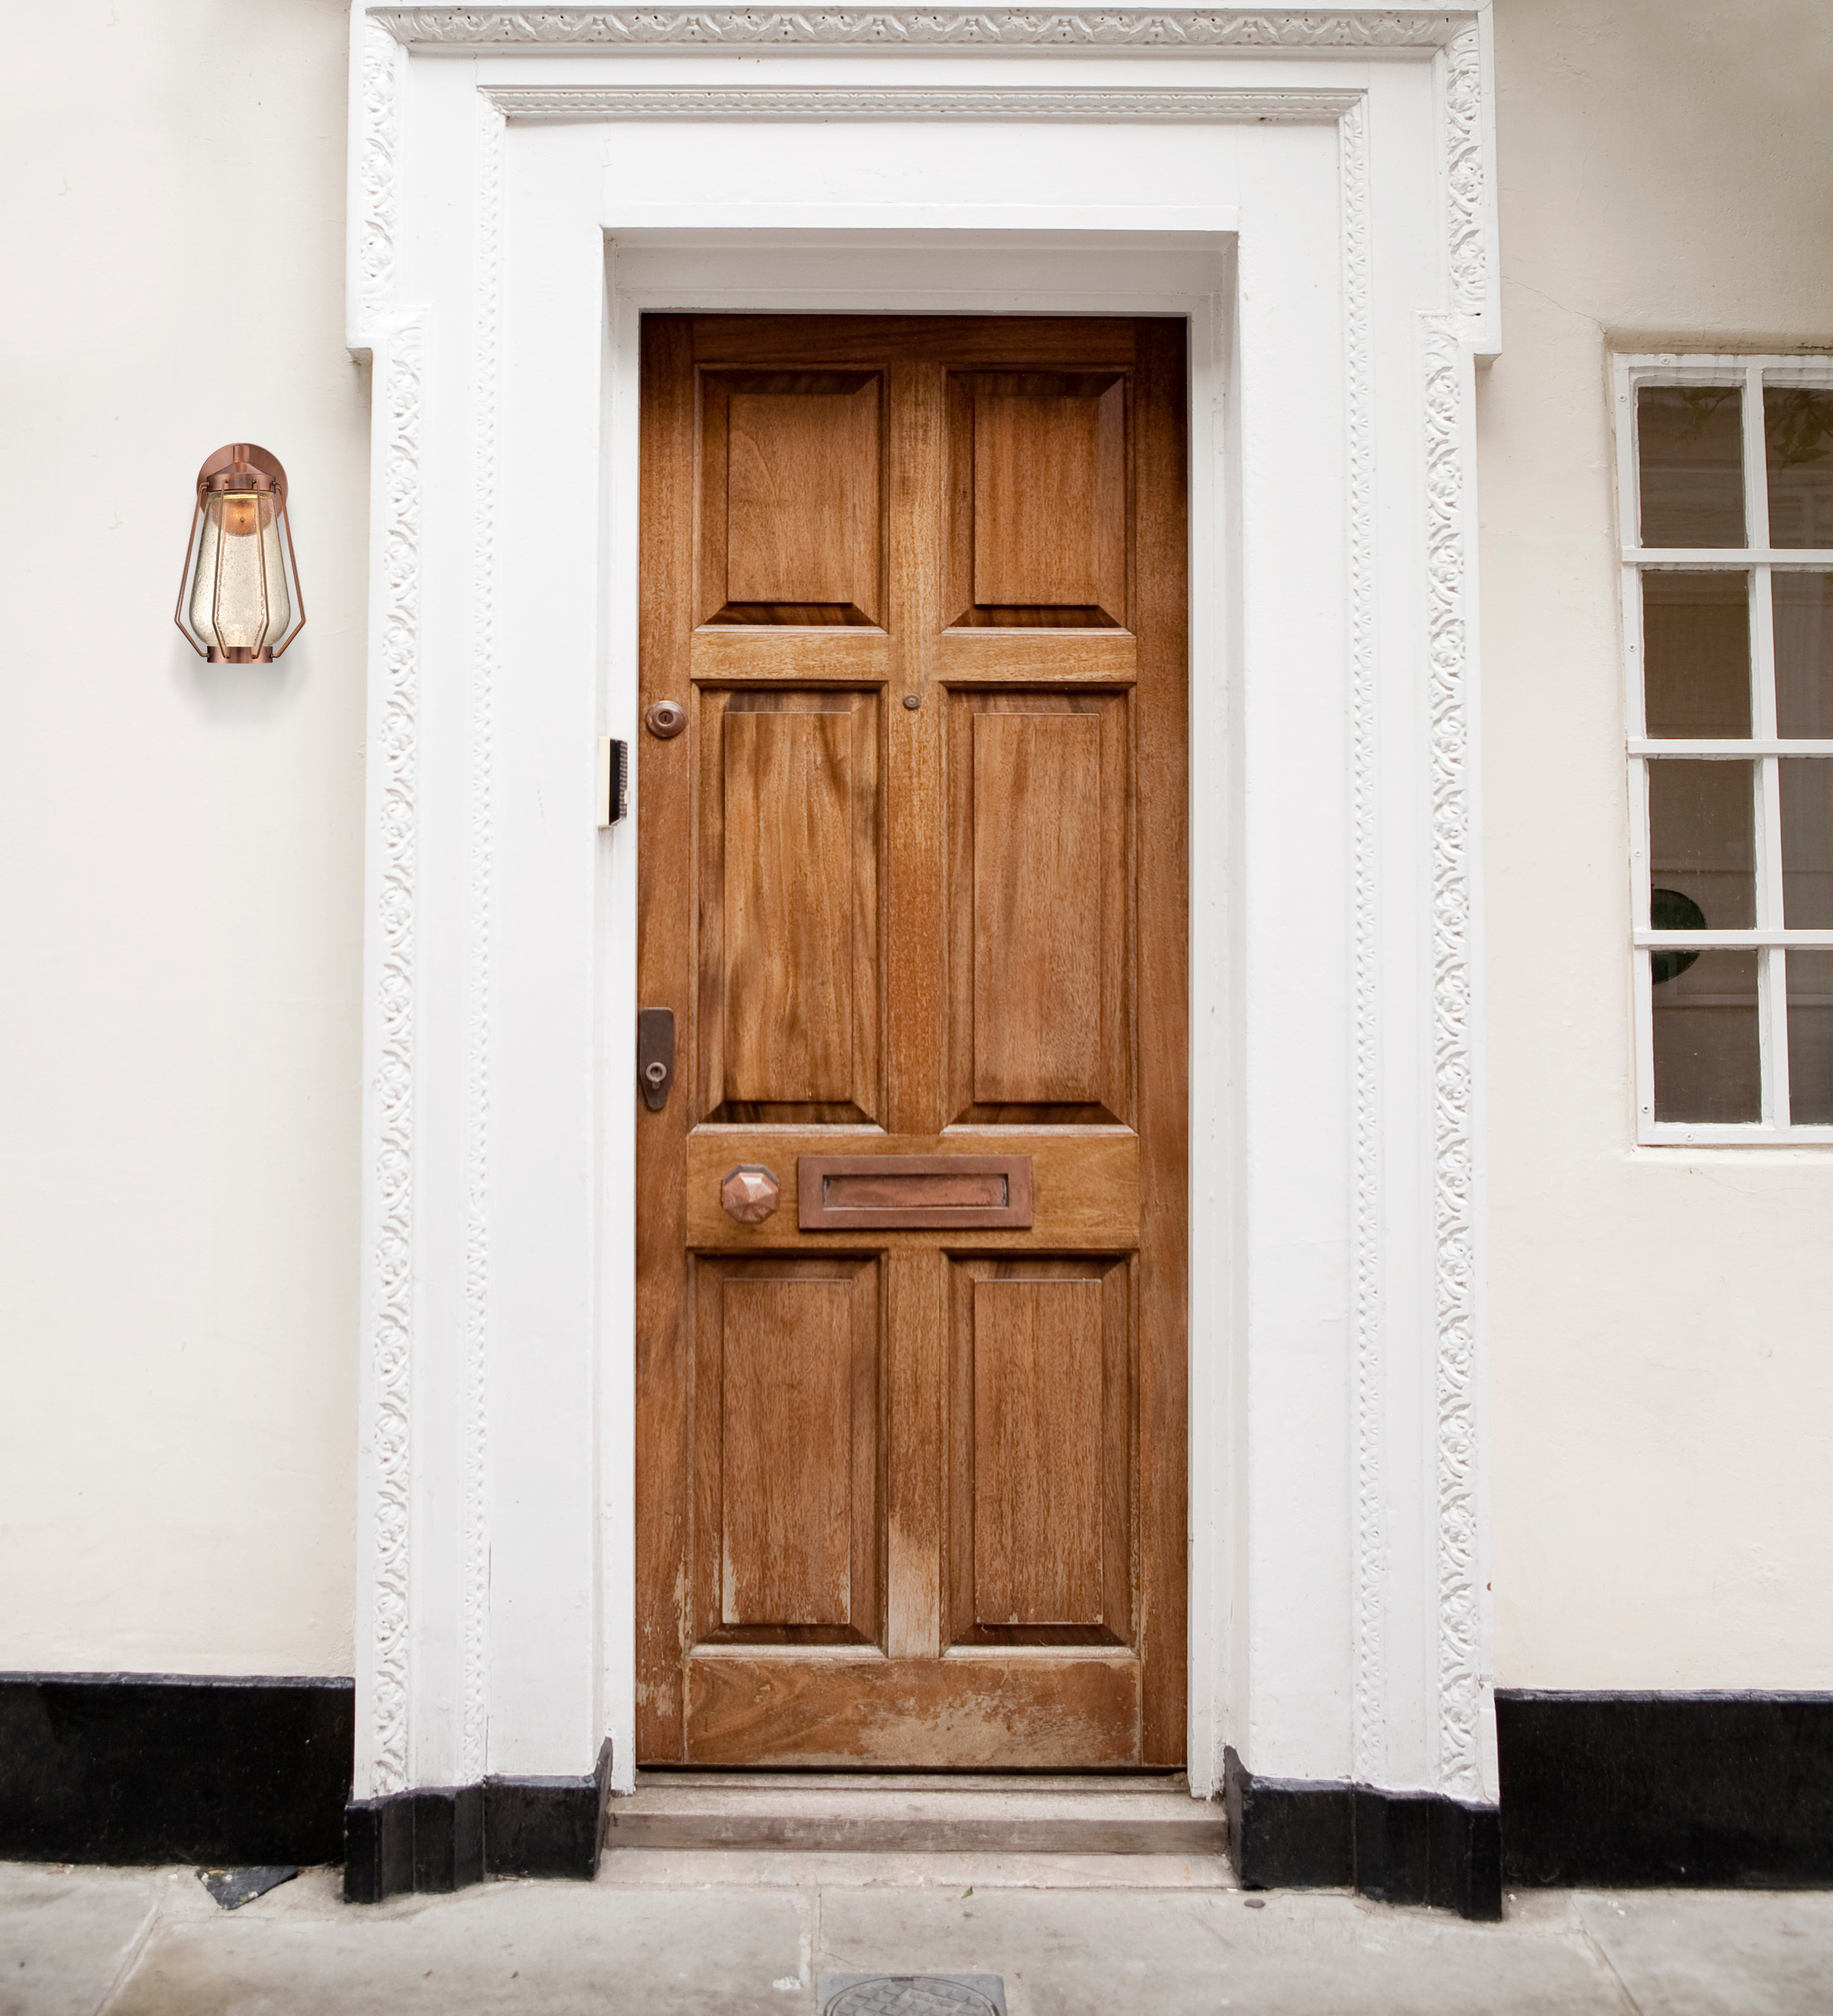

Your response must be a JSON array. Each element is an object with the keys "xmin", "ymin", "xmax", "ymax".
[
  {"xmin": 637, "ymin": 1007, "xmax": 674, "ymax": 1111},
  {"xmin": 597, "ymin": 737, "xmax": 629, "ymax": 828}
]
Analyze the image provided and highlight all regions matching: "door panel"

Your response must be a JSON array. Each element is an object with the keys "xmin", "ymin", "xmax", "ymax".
[
  {"xmin": 699, "ymin": 371, "xmax": 885, "ymax": 626},
  {"xmin": 638, "ymin": 315, "xmax": 1187, "ymax": 1768},
  {"xmin": 949, "ymin": 372, "xmax": 1128, "ymax": 626},
  {"xmin": 696, "ymin": 688, "xmax": 880, "ymax": 1123},
  {"xmin": 948, "ymin": 692, "xmax": 1131, "ymax": 1125},
  {"xmin": 951, "ymin": 1258, "xmax": 1131, "ymax": 1645},
  {"xmin": 695, "ymin": 1256, "xmax": 881, "ymax": 1647}
]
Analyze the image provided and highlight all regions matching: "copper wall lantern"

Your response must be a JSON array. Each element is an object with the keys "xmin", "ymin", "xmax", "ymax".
[{"xmin": 174, "ymin": 443, "xmax": 305, "ymax": 661}]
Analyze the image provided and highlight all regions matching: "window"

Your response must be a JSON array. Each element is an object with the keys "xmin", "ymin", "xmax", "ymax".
[{"xmin": 1618, "ymin": 357, "xmax": 1833, "ymax": 1141}]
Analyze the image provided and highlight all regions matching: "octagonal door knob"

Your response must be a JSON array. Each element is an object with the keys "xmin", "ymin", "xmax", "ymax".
[{"xmin": 721, "ymin": 1164, "xmax": 782, "ymax": 1224}]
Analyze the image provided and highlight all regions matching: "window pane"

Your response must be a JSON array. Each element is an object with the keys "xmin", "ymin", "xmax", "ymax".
[
  {"xmin": 1641, "ymin": 572, "xmax": 1751, "ymax": 737},
  {"xmin": 1647, "ymin": 760, "xmax": 1756, "ymax": 929},
  {"xmin": 1787, "ymin": 950, "xmax": 1833, "ymax": 1123},
  {"xmin": 1764, "ymin": 387, "xmax": 1833, "ymax": 548},
  {"xmin": 1651, "ymin": 946, "xmax": 1761, "ymax": 1122},
  {"xmin": 1638, "ymin": 386, "xmax": 1745, "ymax": 548},
  {"xmin": 1774, "ymin": 572, "xmax": 1833, "ymax": 736},
  {"xmin": 1780, "ymin": 758, "xmax": 1833, "ymax": 926}
]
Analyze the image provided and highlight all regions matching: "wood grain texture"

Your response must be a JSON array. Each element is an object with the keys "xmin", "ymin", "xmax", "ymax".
[
  {"xmin": 949, "ymin": 692, "xmax": 1131, "ymax": 1125},
  {"xmin": 972, "ymin": 712, "xmax": 1104, "ymax": 1103},
  {"xmin": 635, "ymin": 316, "xmax": 698, "ymax": 1760},
  {"xmin": 949, "ymin": 1257, "xmax": 1131, "ymax": 1650},
  {"xmin": 973, "ymin": 1277, "xmax": 1103, "ymax": 1625},
  {"xmin": 685, "ymin": 1129, "xmax": 1137, "ymax": 1250},
  {"xmin": 728, "ymin": 382, "xmax": 881, "ymax": 618},
  {"xmin": 1131, "ymin": 320, "xmax": 1191, "ymax": 1763},
  {"xmin": 798, "ymin": 1153, "xmax": 1033, "ymax": 1230},
  {"xmin": 638, "ymin": 315, "xmax": 1186, "ymax": 1768},
  {"xmin": 948, "ymin": 371, "xmax": 1128, "ymax": 627},
  {"xmin": 697, "ymin": 690, "xmax": 879, "ymax": 1123},
  {"xmin": 720, "ymin": 1280, "xmax": 855, "ymax": 1627},
  {"xmin": 695, "ymin": 1257, "xmax": 880, "ymax": 1646},
  {"xmin": 971, "ymin": 382, "xmax": 1124, "ymax": 616},
  {"xmin": 722, "ymin": 710, "xmax": 855, "ymax": 1099},
  {"xmin": 691, "ymin": 628, "xmax": 891, "ymax": 682},
  {"xmin": 685, "ymin": 1653, "xmax": 1141, "ymax": 1768},
  {"xmin": 699, "ymin": 371, "xmax": 884, "ymax": 625}
]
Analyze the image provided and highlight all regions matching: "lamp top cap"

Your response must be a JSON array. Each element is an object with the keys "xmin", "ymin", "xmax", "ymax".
[{"xmin": 197, "ymin": 442, "xmax": 287, "ymax": 499}]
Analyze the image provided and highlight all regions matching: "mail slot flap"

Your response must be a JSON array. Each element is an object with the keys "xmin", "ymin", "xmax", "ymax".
[{"xmin": 798, "ymin": 1155, "xmax": 1034, "ymax": 1230}]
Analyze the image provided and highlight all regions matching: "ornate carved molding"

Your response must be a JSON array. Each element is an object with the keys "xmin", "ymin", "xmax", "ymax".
[
  {"xmin": 462, "ymin": 100, "xmax": 505, "ymax": 1789},
  {"xmin": 1343, "ymin": 88, "xmax": 1384, "ymax": 1790},
  {"xmin": 366, "ymin": 313, "xmax": 426, "ymax": 1800},
  {"xmin": 374, "ymin": 7, "xmax": 1474, "ymax": 52},
  {"xmin": 354, "ymin": 17, "xmax": 403, "ymax": 341},
  {"xmin": 1423, "ymin": 318, "xmax": 1481, "ymax": 1801},
  {"xmin": 487, "ymin": 83, "xmax": 1355, "ymax": 120},
  {"xmin": 1440, "ymin": 21, "xmax": 1486, "ymax": 321},
  {"xmin": 348, "ymin": 0, "xmax": 1497, "ymax": 1808}
]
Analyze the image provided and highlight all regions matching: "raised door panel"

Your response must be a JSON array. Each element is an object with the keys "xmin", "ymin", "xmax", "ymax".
[
  {"xmin": 697, "ymin": 689, "xmax": 880, "ymax": 1123},
  {"xmin": 948, "ymin": 373, "xmax": 1126, "ymax": 628},
  {"xmin": 693, "ymin": 1256, "xmax": 881, "ymax": 1647},
  {"xmin": 947, "ymin": 693, "xmax": 1131, "ymax": 1125},
  {"xmin": 948, "ymin": 1257, "xmax": 1131, "ymax": 1647},
  {"xmin": 699, "ymin": 373, "xmax": 884, "ymax": 626}
]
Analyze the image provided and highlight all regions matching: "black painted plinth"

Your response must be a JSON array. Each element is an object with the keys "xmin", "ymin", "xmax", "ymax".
[
  {"xmin": 1497, "ymin": 1691, "xmax": 1833, "ymax": 1889},
  {"xmin": 343, "ymin": 1739, "xmax": 614, "ymax": 1902},
  {"xmin": 0, "ymin": 1674, "xmax": 353, "ymax": 1867},
  {"xmin": 1224, "ymin": 1746, "xmax": 1503, "ymax": 1921}
]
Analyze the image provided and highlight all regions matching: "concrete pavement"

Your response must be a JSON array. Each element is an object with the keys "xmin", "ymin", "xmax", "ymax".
[{"xmin": 6, "ymin": 1848, "xmax": 1833, "ymax": 2015}]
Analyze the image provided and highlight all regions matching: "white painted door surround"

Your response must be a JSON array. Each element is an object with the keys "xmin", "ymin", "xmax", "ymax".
[{"xmin": 345, "ymin": 4, "xmax": 1500, "ymax": 1812}]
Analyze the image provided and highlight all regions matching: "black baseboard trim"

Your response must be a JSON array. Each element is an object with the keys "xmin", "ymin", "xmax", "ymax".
[
  {"xmin": 0, "ymin": 1673, "xmax": 353, "ymax": 1867},
  {"xmin": 1497, "ymin": 1690, "xmax": 1833, "ymax": 1890},
  {"xmin": 1223, "ymin": 1746, "xmax": 1502, "ymax": 1921},
  {"xmin": 342, "ymin": 1739, "xmax": 615, "ymax": 1902}
]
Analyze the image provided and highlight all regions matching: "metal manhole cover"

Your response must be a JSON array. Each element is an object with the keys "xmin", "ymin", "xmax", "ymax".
[{"xmin": 819, "ymin": 1976, "xmax": 1005, "ymax": 2016}]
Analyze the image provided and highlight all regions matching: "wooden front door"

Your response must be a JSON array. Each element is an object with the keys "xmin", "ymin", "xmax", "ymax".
[{"xmin": 636, "ymin": 315, "xmax": 1188, "ymax": 1768}]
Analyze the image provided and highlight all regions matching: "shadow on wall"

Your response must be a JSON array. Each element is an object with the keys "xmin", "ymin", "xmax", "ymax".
[{"xmin": 170, "ymin": 636, "xmax": 312, "ymax": 725}]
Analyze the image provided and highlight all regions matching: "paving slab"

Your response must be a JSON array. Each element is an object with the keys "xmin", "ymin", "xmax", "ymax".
[
  {"xmin": 0, "ymin": 1865, "xmax": 166, "ymax": 2016},
  {"xmin": 103, "ymin": 1872, "xmax": 811, "ymax": 2016},
  {"xmin": 596, "ymin": 1848, "xmax": 1237, "ymax": 1890},
  {"xmin": 818, "ymin": 1885, "xmax": 1627, "ymax": 2016},
  {"xmin": 8, "ymin": 1858, "xmax": 1833, "ymax": 2016},
  {"xmin": 1573, "ymin": 1889, "xmax": 1833, "ymax": 2016}
]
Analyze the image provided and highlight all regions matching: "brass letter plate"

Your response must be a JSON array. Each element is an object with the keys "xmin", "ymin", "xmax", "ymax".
[{"xmin": 797, "ymin": 1154, "xmax": 1034, "ymax": 1231}]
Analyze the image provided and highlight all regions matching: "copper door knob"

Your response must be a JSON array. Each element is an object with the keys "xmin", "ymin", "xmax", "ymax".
[
  {"xmin": 721, "ymin": 1164, "xmax": 782, "ymax": 1224},
  {"xmin": 646, "ymin": 699, "xmax": 687, "ymax": 739}
]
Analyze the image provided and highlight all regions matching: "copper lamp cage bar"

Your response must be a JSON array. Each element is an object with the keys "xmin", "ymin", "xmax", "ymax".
[{"xmin": 173, "ymin": 441, "xmax": 307, "ymax": 661}]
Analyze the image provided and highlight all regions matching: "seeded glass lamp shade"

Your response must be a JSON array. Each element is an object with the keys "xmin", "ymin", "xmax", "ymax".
[{"xmin": 175, "ymin": 444, "xmax": 305, "ymax": 661}]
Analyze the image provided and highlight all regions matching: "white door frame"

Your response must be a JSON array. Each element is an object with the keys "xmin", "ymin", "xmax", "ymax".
[{"xmin": 346, "ymin": 2, "xmax": 1499, "ymax": 1812}]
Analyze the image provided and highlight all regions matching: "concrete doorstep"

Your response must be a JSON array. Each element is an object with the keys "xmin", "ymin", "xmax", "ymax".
[
  {"xmin": 604, "ymin": 1772, "xmax": 1230, "ymax": 1857},
  {"xmin": 6, "ymin": 1853, "xmax": 1833, "ymax": 2016}
]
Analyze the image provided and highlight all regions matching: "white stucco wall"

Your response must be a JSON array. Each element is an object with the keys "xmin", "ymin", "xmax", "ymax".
[
  {"xmin": 1484, "ymin": 0, "xmax": 1833, "ymax": 1687},
  {"xmin": 0, "ymin": 0, "xmax": 365, "ymax": 1676},
  {"xmin": 1, "ymin": 0, "xmax": 1828, "ymax": 1698}
]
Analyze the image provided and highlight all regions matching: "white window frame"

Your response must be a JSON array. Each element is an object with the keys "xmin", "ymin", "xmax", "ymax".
[{"xmin": 1617, "ymin": 352, "xmax": 1833, "ymax": 1145}]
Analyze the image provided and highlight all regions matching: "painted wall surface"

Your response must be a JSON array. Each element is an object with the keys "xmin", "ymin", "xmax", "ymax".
[
  {"xmin": 1482, "ymin": 0, "xmax": 1833, "ymax": 1686},
  {"xmin": 2, "ymin": 0, "xmax": 1829, "ymax": 1696},
  {"xmin": 0, "ymin": 0, "xmax": 365, "ymax": 1676}
]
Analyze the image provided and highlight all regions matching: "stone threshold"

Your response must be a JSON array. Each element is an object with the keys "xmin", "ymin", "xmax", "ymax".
[{"xmin": 606, "ymin": 1771, "xmax": 1228, "ymax": 1857}]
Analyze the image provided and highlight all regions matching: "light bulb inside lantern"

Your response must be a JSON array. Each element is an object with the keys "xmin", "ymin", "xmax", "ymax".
[{"xmin": 188, "ymin": 487, "xmax": 291, "ymax": 656}]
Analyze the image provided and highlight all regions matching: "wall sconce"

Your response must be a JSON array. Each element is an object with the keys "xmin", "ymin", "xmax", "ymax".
[{"xmin": 174, "ymin": 443, "xmax": 304, "ymax": 661}]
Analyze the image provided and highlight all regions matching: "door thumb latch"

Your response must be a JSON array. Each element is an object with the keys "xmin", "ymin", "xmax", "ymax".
[{"xmin": 638, "ymin": 1007, "xmax": 675, "ymax": 1111}]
